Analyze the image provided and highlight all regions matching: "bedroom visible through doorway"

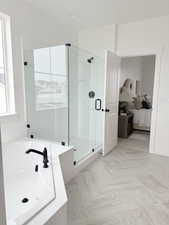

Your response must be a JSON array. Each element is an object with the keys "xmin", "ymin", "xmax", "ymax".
[{"xmin": 118, "ymin": 55, "xmax": 156, "ymax": 152}]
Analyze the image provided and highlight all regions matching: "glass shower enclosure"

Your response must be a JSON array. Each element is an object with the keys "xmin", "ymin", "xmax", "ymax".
[{"xmin": 24, "ymin": 44, "xmax": 104, "ymax": 164}]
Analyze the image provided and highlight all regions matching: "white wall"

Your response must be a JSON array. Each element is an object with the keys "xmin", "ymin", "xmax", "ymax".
[
  {"xmin": 78, "ymin": 15, "xmax": 169, "ymax": 58},
  {"xmin": 120, "ymin": 56, "xmax": 143, "ymax": 96},
  {"xmin": 0, "ymin": 0, "xmax": 77, "ymax": 143},
  {"xmin": 78, "ymin": 25, "xmax": 116, "ymax": 57},
  {"xmin": 120, "ymin": 55, "xmax": 155, "ymax": 99},
  {"xmin": 117, "ymin": 15, "xmax": 169, "ymax": 55}
]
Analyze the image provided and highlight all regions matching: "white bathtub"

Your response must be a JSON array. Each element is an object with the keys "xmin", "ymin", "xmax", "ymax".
[{"xmin": 2, "ymin": 139, "xmax": 69, "ymax": 225}]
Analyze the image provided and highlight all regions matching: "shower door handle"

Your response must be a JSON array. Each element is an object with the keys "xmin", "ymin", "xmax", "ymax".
[{"xmin": 95, "ymin": 99, "xmax": 102, "ymax": 111}]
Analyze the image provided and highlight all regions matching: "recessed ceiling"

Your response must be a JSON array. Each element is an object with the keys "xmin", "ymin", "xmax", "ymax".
[{"xmin": 24, "ymin": 0, "xmax": 169, "ymax": 30}]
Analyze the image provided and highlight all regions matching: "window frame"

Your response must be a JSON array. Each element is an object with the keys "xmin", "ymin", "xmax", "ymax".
[{"xmin": 0, "ymin": 13, "xmax": 15, "ymax": 116}]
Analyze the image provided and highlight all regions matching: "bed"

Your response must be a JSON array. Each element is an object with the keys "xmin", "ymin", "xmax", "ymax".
[{"xmin": 130, "ymin": 108, "xmax": 152, "ymax": 131}]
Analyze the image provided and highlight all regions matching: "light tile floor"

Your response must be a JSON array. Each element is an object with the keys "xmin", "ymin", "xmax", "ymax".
[{"xmin": 67, "ymin": 132, "xmax": 169, "ymax": 225}]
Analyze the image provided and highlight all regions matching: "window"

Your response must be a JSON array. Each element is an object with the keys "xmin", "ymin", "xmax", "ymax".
[
  {"xmin": 34, "ymin": 46, "xmax": 67, "ymax": 111},
  {"xmin": 0, "ymin": 13, "xmax": 15, "ymax": 115}
]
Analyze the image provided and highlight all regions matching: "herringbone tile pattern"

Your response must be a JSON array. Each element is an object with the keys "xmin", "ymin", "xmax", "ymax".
[{"xmin": 67, "ymin": 132, "xmax": 169, "ymax": 225}]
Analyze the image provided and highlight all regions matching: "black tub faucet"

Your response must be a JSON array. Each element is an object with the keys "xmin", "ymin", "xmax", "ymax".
[{"xmin": 26, "ymin": 147, "xmax": 49, "ymax": 168}]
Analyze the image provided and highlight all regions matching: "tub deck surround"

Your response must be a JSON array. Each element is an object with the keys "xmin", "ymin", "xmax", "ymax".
[
  {"xmin": 67, "ymin": 132, "xmax": 169, "ymax": 225},
  {"xmin": 2, "ymin": 138, "xmax": 72, "ymax": 225}
]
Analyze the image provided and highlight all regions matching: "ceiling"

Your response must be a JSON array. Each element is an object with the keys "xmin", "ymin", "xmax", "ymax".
[{"xmin": 24, "ymin": 0, "xmax": 169, "ymax": 30}]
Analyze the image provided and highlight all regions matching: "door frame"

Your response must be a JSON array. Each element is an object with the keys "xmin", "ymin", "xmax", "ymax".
[{"xmin": 117, "ymin": 47, "xmax": 163, "ymax": 154}]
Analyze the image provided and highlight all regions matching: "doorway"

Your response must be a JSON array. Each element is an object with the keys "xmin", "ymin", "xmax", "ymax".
[{"xmin": 118, "ymin": 55, "xmax": 156, "ymax": 152}]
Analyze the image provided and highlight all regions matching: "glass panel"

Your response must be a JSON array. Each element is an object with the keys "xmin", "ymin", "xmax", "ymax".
[
  {"xmin": 51, "ymin": 45, "xmax": 66, "ymax": 75},
  {"xmin": 24, "ymin": 46, "xmax": 68, "ymax": 144},
  {"xmin": 68, "ymin": 46, "xmax": 90, "ymax": 161},
  {"xmin": 34, "ymin": 48, "xmax": 50, "ymax": 73},
  {"xmin": 35, "ymin": 73, "xmax": 67, "ymax": 111},
  {"xmin": 90, "ymin": 56, "xmax": 105, "ymax": 149},
  {"xmin": 68, "ymin": 46, "xmax": 104, "ymax": 162}
]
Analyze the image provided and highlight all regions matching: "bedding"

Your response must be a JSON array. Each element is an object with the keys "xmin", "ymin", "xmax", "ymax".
[{"xmin": 130, "ymin": 108, "xmax": 152, "ymax": 131}]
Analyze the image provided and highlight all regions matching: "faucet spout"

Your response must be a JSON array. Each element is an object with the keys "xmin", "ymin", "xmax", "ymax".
[
  {"xmin": 26, "ymin": 149, "xmax": 44, "ymax": 155},
  {"xmin": 26, "ymin": 148, "xmax": 49, "ymax": 168}
]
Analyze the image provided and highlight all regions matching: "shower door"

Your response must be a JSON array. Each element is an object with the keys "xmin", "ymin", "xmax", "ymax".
[
  {"xmin": 68, "ymin": 45, "xmax": 104, "ymax": 162},
  {"xmin": 90, "ymin": 56, "xmax": 104, "ymax": 150}
]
